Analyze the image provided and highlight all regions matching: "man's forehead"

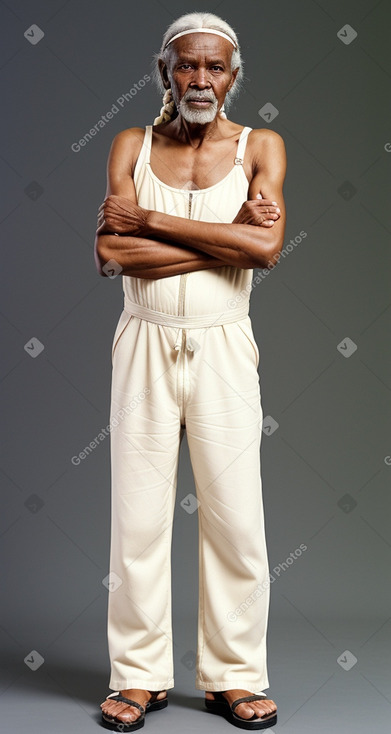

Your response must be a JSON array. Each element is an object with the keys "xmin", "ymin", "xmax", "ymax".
[{"xmin": 170, "ymin": 33, "xmax": 233, "ymax": 59}]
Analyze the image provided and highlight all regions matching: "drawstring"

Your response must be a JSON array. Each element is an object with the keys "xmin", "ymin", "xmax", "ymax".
[{"xmin": 173, "ymin": 329, "xmax": 197, "ymax": 353}]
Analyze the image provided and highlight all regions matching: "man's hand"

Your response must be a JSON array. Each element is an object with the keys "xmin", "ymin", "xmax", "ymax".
[
  {"xmin": 233, "ymin": 194, "xmax": 281, "ymax": 227},
  {"xmin": 97, "ymin": 194, "xmax": 149, "ymax": 236}
]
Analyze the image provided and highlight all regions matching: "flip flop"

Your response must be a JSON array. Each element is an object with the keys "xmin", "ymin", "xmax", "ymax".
[
  {"xmin": 205, "ymin": 690, "xmax": 277, "ymax": 730},
  {"xmin": 101, "ymin": 690, "xmax": 168, "ymax": 731}
]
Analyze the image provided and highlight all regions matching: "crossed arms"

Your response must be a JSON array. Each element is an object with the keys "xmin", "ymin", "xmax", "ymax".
[{"xmin": 94, "ymin": 127, "xmax": 287, "ymax": 279}]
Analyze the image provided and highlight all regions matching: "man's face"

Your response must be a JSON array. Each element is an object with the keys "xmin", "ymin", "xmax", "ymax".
[{"xmin": 162, "ymin": 33, "xmax": 238, "ymax": 124}]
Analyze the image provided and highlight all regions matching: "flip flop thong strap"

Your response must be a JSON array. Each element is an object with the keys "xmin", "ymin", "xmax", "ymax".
[
  {"xmin": 231, "ymin": 694, "xmax": 267, "ymax": 711},
  {"xmin": 106, "ymin": 694, "xmax": 144, "ymax": 711}
]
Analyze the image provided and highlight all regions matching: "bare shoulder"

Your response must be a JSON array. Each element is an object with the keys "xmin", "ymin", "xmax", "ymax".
[
  {"xmin": 248, "ymin": 127, "xmax": 286, "ymax": 150},
  {"xmin": 247, "ymin": 128, "xmax": 286, "ymax": 171},
  {"xmin": 108, "ymin": 127, "xmax": 146, "ymax": 175},
  {"xmin": 111, "ymin": 126, "xmax": 146, "ymax": 144}
]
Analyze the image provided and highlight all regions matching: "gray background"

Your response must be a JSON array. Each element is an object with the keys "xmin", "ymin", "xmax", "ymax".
[{"xmin": 1, "ymin": 0, "xmax": 390, "ymax": 731}]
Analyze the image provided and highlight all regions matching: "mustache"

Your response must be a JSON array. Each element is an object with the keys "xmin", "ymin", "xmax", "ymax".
[{"xmin": 183, "ymin": 92, "xmax": 217, "ymax": 103}]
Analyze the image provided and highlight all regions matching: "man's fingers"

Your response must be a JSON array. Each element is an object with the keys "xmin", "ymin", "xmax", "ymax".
[
  {"xmin": 254, "ymin": 201, "xmax": 281, "ymax": 218},
  {"xmin": 256, "ymin": 196, "xmax": 279, "ymax": 206},
  {"xmin": 257, "ymin": 202, "xmax": 280, "ymax": 211},
  {"xmin": 253, "ymin": 198, "xmax": 280, "ymax": 211}
]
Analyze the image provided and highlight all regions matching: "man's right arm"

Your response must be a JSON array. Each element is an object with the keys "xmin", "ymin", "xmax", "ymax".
[{"xmin": 94, "ymin": 129, "xmax": 225, "ymax": 279}]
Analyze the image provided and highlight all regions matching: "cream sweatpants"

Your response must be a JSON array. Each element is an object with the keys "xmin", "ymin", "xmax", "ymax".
[{"xmin": 106, "ymin": 302, "xmax": 270, "ymax": 693}]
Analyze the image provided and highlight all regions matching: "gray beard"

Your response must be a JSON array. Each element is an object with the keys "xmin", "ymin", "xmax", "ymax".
[{"xmin": 178, "ymin": 98, "xmax": 220, "ymax": 124}]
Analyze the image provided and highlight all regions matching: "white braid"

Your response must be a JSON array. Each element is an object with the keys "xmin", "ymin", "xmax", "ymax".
[{"xmin": 153, "ymin": 88, "xmax": 176, "ymax": 125}]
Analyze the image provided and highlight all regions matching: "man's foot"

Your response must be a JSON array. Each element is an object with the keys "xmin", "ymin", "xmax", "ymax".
[
  {"xmin": 100, "ymin": 689, "xmax": 167, "ymax": 725},
  {"xmin": 205, "ymin": 689, "xmax": 277, "ymax": 721}
]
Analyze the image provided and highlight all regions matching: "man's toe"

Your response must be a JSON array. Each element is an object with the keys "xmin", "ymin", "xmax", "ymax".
[
  {"xmin": 236, "ymin": 699, "xmax": 276, "ymax": 720},
  {"xmin": 116, "ymin": 705, "xmax": 141, "ymax": 722},
  {"xmin": 235, "ymin": 702, "xmax": 260, "ymax": 719}
]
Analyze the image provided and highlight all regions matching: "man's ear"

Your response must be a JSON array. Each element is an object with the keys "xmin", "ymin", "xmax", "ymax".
[
  {"xmin": 158, "ymin": 58, "xmax": 171, "ymax": 90},
  {"xmin": 227, "ymin": 66, "xmax": 239, "ymax": 93}
]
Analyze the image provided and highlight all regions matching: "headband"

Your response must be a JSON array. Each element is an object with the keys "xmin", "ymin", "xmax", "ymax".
[{"xmin": 164, "ymin": 28, "xmax": 238, "ymax": 51}]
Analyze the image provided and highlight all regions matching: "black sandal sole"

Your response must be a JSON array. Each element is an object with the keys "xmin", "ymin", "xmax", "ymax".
[
  {"xmin": 101, "ymin": 693, "xmax": 168, "ymax": 731},
  {"xmin": 205, "ymin": 693, "xmax": 277, "ymax": 730}
]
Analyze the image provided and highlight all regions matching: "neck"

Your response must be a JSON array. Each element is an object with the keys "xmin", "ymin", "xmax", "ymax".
[{"xmin": 171, "ymin": 114, "xmax": 227, "ymax": 148}]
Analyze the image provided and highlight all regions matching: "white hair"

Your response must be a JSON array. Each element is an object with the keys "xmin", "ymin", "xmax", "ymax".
[{"xmin": 151, "ymin": 12, "xmax": 245, "ymax": 125}]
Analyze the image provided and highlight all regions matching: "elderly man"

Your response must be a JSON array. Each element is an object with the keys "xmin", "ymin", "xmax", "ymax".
[{"xmin": 97, "ymin": 11, "xmax": 286, "ymax": 732}]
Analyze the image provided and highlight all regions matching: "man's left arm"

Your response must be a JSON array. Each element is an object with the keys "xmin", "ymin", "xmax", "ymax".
[{"xmin": 144, "ymin": 129, "xmax": 287, "ymax": 269}]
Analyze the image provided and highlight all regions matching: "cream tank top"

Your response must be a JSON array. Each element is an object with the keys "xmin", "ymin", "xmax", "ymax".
[{"xmin": 122, "ymin": 124, "xmax": 253, "ymax": 318}]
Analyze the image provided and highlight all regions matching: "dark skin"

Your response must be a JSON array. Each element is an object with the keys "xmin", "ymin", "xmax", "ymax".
[
  {"xmin": 94, "ymin": 34, "xmax": 286, "ymax": 280},
  {"xmin": 99, "ymin": 31, "xmax": 283, "ymax": 727}
]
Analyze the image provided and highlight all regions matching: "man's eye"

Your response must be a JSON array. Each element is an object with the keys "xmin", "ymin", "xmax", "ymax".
[{"xmin": 179, "ymin": 65, "xmax": 223, "ymax": 71}]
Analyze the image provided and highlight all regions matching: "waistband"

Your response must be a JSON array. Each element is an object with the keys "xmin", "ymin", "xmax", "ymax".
[{"xmin": 123, "ymin": 297, "xmax": 249, "ymax": 328}]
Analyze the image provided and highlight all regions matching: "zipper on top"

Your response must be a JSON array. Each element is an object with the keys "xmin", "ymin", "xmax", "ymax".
[
  {"xmin": 177, "ymin": 192, "xmax": 193, "ymax": 317},
  {"xmin": 177, "ymin": 192, "xmax": 193, "ymax": 424},
  {"xmin": 188, "ymin": 190, "xmax": 193, "ymax": 218}
]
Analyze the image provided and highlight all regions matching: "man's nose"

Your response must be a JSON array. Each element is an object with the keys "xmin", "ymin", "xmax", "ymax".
[{"xmin": 190, "ymin": 68, "xmax": 211, "ymax": 87}]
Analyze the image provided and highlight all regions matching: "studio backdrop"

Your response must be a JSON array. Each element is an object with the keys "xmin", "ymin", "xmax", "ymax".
[{"xmin": 1, "ymin": 1, "xmax": 390, "ymax": 731}]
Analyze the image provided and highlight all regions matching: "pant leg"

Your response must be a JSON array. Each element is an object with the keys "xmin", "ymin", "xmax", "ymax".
[
  {"xmin": 185, "ymin": 317, "xmax": 270, "ymax": 692},
  {"xmin": 107, "ymin": 314, "xmax": 182, "ymax": 691}
]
